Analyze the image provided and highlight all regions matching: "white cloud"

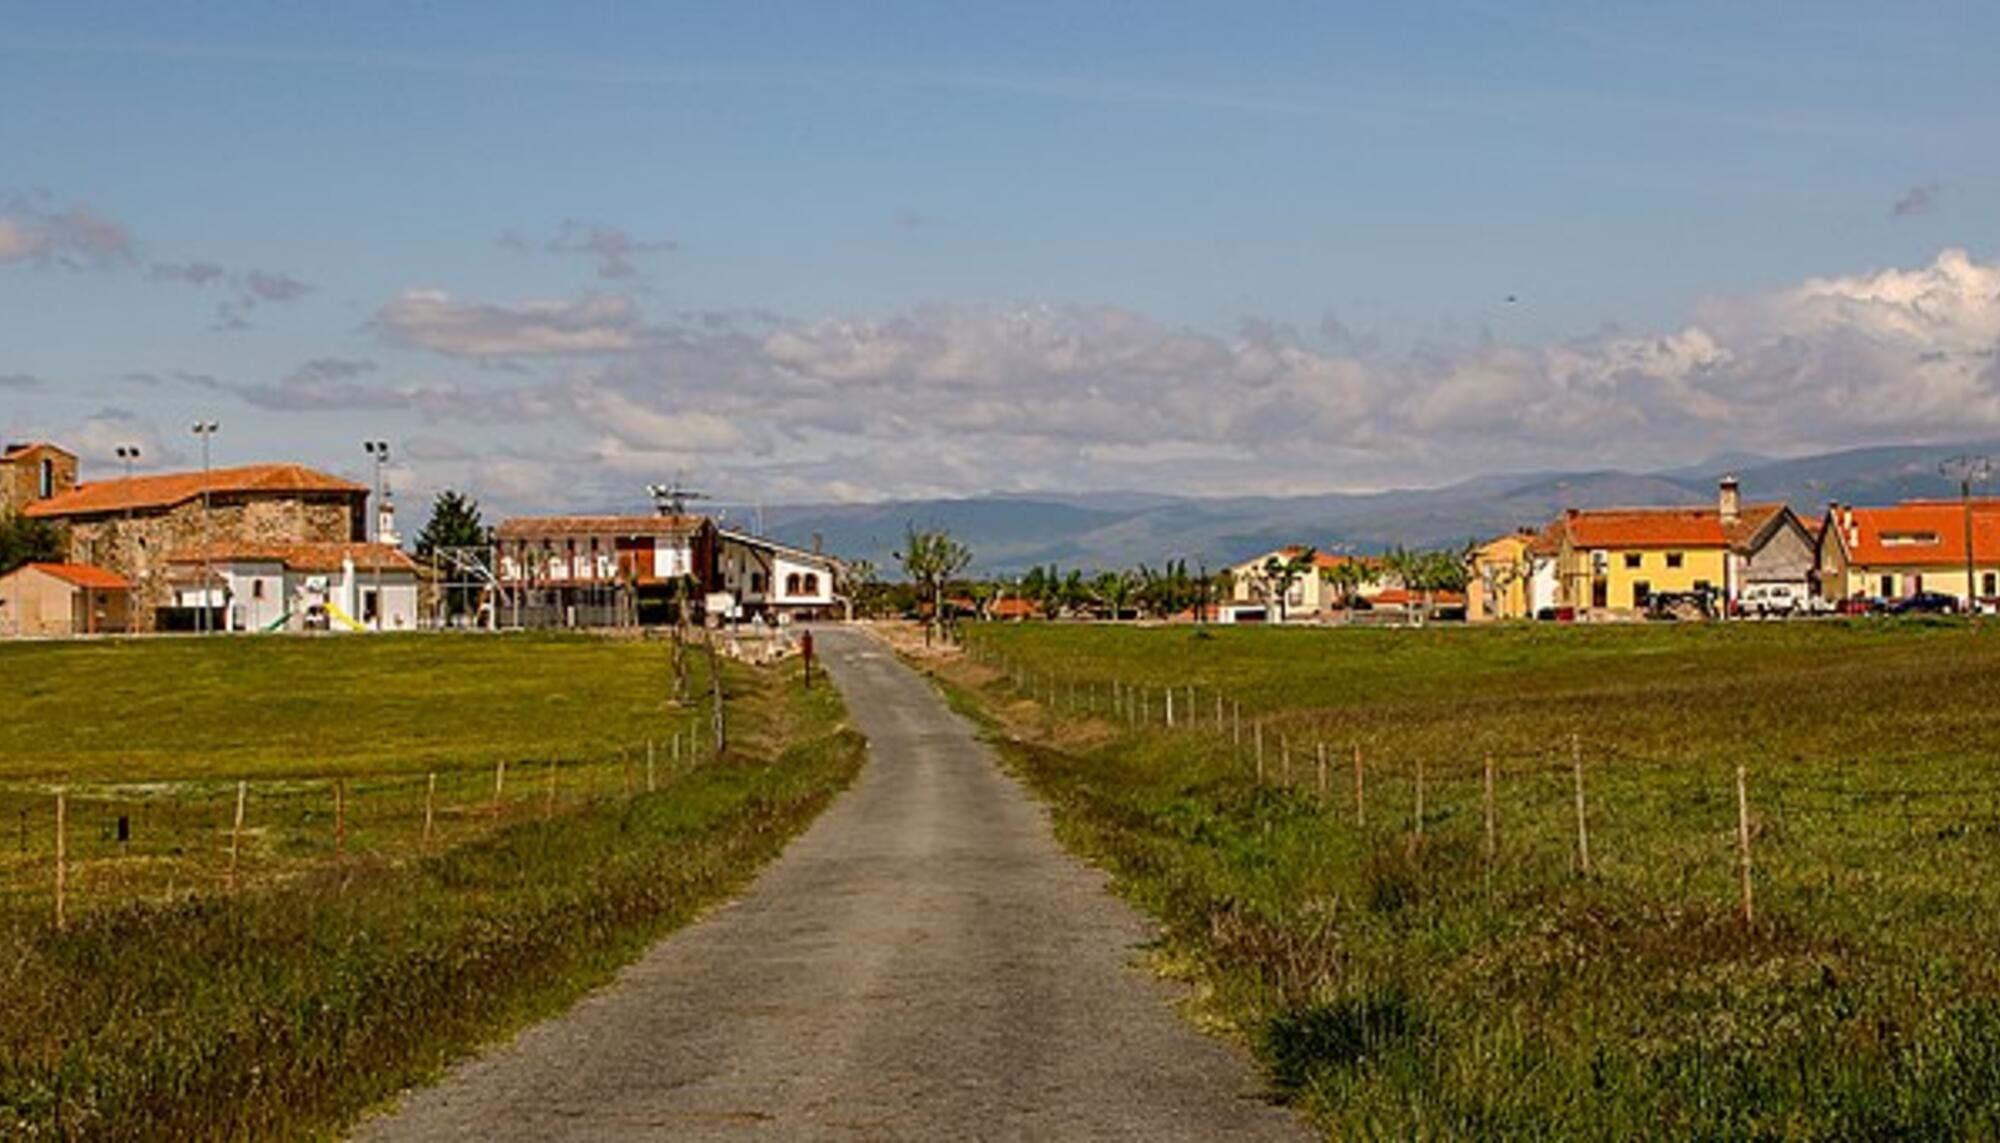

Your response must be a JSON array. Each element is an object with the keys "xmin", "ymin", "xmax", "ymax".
[
  {"xmin": 328, "ymin": 249, "xmax": 2000, "ymax": 503},
  {"xmin": 377, "ymin": 290, "xmax": 645, "ymax": 356}
]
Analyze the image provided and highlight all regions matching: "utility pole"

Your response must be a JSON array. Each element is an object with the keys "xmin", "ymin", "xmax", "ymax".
[
  {"xmin": 365, "ymin": 440, "xmax": 390, "ymax": 631},
  {"xmin": 190, "ymin": 422, "xmax": 219, "ymax": 634},
  {"xmin": 1940, "ymin": 455, "xmax": 1993, "ymax": 615}
]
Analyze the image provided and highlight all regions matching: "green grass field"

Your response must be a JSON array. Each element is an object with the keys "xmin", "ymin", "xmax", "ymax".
[
  {"xmin": 0, "ymin": 634, "xmax": 863, "ymax": 1138},
  {"xmin": 948, "ymin": 619, "xmax": 2000, "ymax": 1139},
  {"xmin": 0, "ymin": 634, "xmax": 723, "ymax": 917}
]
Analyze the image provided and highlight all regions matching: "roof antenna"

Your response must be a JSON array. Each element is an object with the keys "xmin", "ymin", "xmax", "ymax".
[{"xmin": 644, "ymin": 476, "xmax": 709, "ymax": 518}]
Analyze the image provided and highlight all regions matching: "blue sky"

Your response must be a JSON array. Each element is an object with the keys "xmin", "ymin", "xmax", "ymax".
[{"xmin": 3, "ymin": 3, "xmax": 1997, "ymax": 512}]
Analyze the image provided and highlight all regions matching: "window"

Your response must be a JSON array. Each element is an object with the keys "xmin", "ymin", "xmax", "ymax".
[
  {"xmin": 1666, "ymin": 552, "xmax": 1684, "ymax": 569},
  {"xmin": 750, "ymin": 571, "xmax": 765, "ymax": 593},
  {"xmin": 1623, "ymin": 553, "xmax": 1642, "ymax": 569},
  {"xmin": 38, "ymin": 458, "xmax": 54, "ymax": 499},
  {"xmin": 1881, "ymin": 574, "xmax": 1896, "ymax": 597},
  {"xmin": 1985, "ymin": 572, "xmax": 1997, "ymax": 597},
  {"xmin": 1912, "ymin": 574, "xmax": 1924, "ymax": 594},
  {"xmin": 785, "ymin": 572, "xmax": 801, "ymax": 595},
  {"xmin": 802, "ymin": 573, "xmax": 819, "ymax": 595},
  {"xmin": 362, "ymin": 589, "xmax": 379, "ymax": 623},
  {"xmin": 251, "ymin": 580, "xmax": 265, "ymax": 600},
  {"xmin": 1633, "ymin": 581, "xmax": 1651, "ymax": 609}
]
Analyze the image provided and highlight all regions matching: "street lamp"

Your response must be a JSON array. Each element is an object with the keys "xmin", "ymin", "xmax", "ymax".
[
  {"xmin": 1941, "ymin": 455, "xmax": 1994, "ymax": 615},
  {"xmin": 190, "ymin": 422, "xmax": 219, "ymax": 633},
  {"xmin": 364, "ymin": 441, "xmax": 390, "ymax": 631}
]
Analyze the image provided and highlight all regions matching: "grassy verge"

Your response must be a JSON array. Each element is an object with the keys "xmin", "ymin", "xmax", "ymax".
[
  {"xmin": 0, "ymin": 650, "xmax": 863, "ymax": 1140},
  {"xmin": 939, "ymin": 621, "xmax": 2000, "ymax": 1139}
]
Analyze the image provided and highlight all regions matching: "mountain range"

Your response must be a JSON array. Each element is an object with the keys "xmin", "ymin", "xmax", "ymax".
[{"xmin": 736, "ymin": 441, "xmax": 2000, "ymax": 575}]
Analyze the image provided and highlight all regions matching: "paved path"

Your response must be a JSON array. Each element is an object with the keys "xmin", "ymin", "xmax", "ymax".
[{"xmin": 357, "ymin": 627, "xmax": 1303, "ymax": 1141}]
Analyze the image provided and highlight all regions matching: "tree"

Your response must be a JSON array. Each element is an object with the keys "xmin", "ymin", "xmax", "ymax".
[
  {"xmin": 415, "ymin": 489, "xmax": 487, "ymax": 556},
  {"xmin": 1322, "ymin": 557, "xmax": 1380, "ymax": 621},
  {"xmin": 1258, "ymin": 548, "xmax": 1317, "ymax": 623},
  {"xmin": 896, "ymin": 524, "xmax": 973, "ymax": 645},
  {"xmin": 1093, "ymin": 570, "xmax": 1136, "ymax": 620},
  {"xmin": 415, "ymin": 490, "xmax": 489, "ymax": 622},
  {"xmin": 0, "ymin": 512, "xmax": 66, "ymax": 577}
]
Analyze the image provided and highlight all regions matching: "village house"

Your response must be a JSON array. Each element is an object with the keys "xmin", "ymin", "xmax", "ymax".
[
  {"xmin": 19, "ymin": 454, "xmax": 372, "ymax": 629},
  {"xmin": 1553, "ymin": 477, "xmax": 1815, "ymax": 617},
  {"xmin": 494, "ymin": 514, "xmax": 719, "ymax": 627},
  {"xmin": 1465, "ymin": 527, "xmax": 1560, "ymax": 622},
  {"xmin": 714, "ymin": 528, "xmax": 845, "ymax": 622},
  {"xmin": 1816, "ymin": 500, "xmax": 2000, "ymax": 608},
  {"xmin": 0, "ymin": 562, "xmax": 132, "ymax": 636},
  {"xmin": 1225, "ymin": 546, "xmax": 1387, "ymax": 622},
  {"xmin": 166, "ymin": 542, "xmax": 420, "ymax": 632}
]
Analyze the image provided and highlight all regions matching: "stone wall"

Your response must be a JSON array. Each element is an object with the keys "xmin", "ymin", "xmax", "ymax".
[
  {"xmin": 63, "ymin": 492, "xmax": 365, "ymax": 627},
  {"xmin": 0, "ymin": 447, "xmax": 79, "ymax": 516}
]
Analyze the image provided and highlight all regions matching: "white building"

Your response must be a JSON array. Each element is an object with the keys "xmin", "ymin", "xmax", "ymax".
[
  {"xmin": 714, "ymin": 529, "xmax": 844, "ymax": 622},
  {"xmin": 169, "ymin": 542, "xmax": 420, "ymax": 632}
]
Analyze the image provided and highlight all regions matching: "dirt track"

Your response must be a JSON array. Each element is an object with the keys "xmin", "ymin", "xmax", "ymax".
[{"xmin": 356, "ymin": 626, "xmax": 1303, "ymax": 1140}]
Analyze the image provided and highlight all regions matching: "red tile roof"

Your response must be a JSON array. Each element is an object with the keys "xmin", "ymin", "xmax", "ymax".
[
  {"xmin": 1561, "ymin": 504, "xmax": 1784, "ymax": 551},
  {"xmin": 1269, "ymin": 546, "xmax": 1379, "ymax": 571},
  {"xmin": 496, "ymin": 515, "xmax": 708, "ymax": 540},
  {"xmin": 990, "ymin": 597, "xmax": 1038, "ymax": 619},
  {"xmin": 1829, "ymin": 502, "xmax": 2000, "ymax": 568},
  {"xmin": 25, "ymin": 464, "xmax": 366, "ymax": 518},
  {"xmin": 168, "ymin": 542, "xmax": 417, "ymax": 574},
  {"xmin": 17, "ymin": 562, "xmax": 130, "ymax": 590}
]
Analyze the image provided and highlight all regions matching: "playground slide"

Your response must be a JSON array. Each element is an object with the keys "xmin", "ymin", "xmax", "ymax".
[{"xmin": 323, "ymin": 601, "xmax": 368, "ymax": 632}]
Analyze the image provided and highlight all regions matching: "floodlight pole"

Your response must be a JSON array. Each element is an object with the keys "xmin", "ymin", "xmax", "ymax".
[
  {"xmin": 365, "ymin": 441, "xmax": 390, "ymax": 631},
  {"xmin": 190, "ymin": 423, "xmax": 219, "ymax": 633}
]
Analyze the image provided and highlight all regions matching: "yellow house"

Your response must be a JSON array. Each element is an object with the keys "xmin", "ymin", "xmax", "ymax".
[
  {"xmin": 1552, "ymin": 478, "xmax": 1813, "ymax": 616},
  {"xmin": 1466, "ymin": 528, "xmax": 1559, "ymax": 622}
]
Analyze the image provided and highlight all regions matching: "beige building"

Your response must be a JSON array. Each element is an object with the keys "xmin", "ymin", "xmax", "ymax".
[
  {"xmin": 0, "ymin": 562, "xmax": 132, "ymax": 636},
  {"xmin": 1818, "ymin": 500, "xmax": 2000, "ymax": 606},
  {"xmin": 1226, "ymin": 546, "xmax": 1387, "ymax": 622},
  {"xmin": 25, "ymin": 461, "xmax": 369, "ymax": 628}
]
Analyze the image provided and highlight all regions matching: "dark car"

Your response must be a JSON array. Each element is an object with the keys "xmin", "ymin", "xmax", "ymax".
[{"xmin": 1886, "ymin": 591, "xmax": 1960, "ymax": 615}]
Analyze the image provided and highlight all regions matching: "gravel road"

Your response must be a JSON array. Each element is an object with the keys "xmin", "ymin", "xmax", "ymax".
[{"xmin": 355, "ymin": 627, "xmax": 1304, "ymax": 1140}]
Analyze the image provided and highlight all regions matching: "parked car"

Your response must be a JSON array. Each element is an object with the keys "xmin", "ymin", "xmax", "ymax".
[
  {"xmin": 1741, "ymin": 582, "xmax": 1811, "ymax": 617},
  {"xmin": 1835, "ymin": 596, "xmax": 1881, "ymax": 616},
  {"xmin": 1885, "ymin": 591, "xmax": 1961, "ymax": 616}
]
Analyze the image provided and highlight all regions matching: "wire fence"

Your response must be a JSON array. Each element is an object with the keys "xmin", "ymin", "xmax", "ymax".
[
  {"xmin": 0, "ymin": 720, "xmax": 720, "ymax": 931},
  {"xmin": 965, "ymin": 639, "xmax": 2000, "ymax": 927}
]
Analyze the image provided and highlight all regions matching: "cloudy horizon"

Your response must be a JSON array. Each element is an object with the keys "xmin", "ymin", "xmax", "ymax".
[{"xmin": 4, "ymin": 5, "xmax": 1997, "ymax": 517}]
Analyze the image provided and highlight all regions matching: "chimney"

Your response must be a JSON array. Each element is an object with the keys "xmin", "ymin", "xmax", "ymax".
[{"xmin": 1718, "ymin": 475, "xmax": 1741, "ymax": 524}]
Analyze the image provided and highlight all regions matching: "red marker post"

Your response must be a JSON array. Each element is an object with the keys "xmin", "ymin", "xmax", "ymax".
[{"xmin": 800, "ymin": 630, "xmax": 815, "ymax": 690}]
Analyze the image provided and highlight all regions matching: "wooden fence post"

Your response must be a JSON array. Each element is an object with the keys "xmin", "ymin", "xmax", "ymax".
[
  {"xmin": 1317, "ymin": 742, "xmax": 1328, "ymax": 800},
  {"xmin": 53, "ymin": 790, "xmax": 67, "ymax": 933},
  {"xmin": 646, "ymin": 740, "xmax": 657, "ymax": 793},
  {"xmin": 1482, "ymin": 753, "xmax": 1496, "ymax": 863},
  {"xmin": 1166, "ymin": 686, "xmax": 1175, "ymax": 728},
  {"xmin": 1216, "ymin": 694, "xmax": 1224, "ymax": 732},
  {"xmin": 1233, "ymin": 701, "xmax": 1242, "ymax": 747},
  {"xmin": 1413, "ymin": 756, "xmax": 1426, "ymax": 850},
  {"xmin": 229, "ymin": 779, "xmax": 247, "ymax": 892},
  {"xmin": 423, "ymin": 772, "xmax": 437, "ymax": 849},
  {"xmin": 1571, "ymin": 733, "xmax": 1592, "ymax": 876},
  {"xmin": 1255, "ymin": 722, "xmax": 1265, "ymax": 783},
  {"xmin": 1736, "ymin": 761, "xmax": 1755, "ymax": 927},
  {"xmin": 1353, "ymin": 743, "xmax": 1365, "ymax": 826},
  {"xmin": 1281, "ymin": 736, "xmax": 1291, "ymax": 784},
  {"xmin": 492, "ymin": 760, "xmax": 506, "ymax": 816}
]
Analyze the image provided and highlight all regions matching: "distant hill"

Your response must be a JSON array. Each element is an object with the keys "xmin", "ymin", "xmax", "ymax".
[{"xmin": 753, "ymin": 440, "xmax": 2000, "ymax": 575}]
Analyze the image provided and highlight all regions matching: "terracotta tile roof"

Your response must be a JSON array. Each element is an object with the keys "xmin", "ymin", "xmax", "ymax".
[
  {"xmin": 1561, "ymin": 504, "xmax": 1784, "ymax": 551},
  {"xmin": 168, "ymin": 542, "xmax": 418, "ymax": 574},
  {"xmin": 990, "ymin": 597, "xmax": 1038, "ymax": 619},
  {"xmin": 17, "ymin": 562, "xmax": 130, "ymax": 590},
  {"xmin": 1829, "ymin": 502, "xmax": 2000, "ymax": 568},
  {"xmin": 496, "ymin": 514, "xmax": 708, "ymax": 540},
  {"xmin": 1264, "ymin": 546, "xmax": 1378, "ymax": 571},
  {"xmin": 2, "ymin": 441, "xmax": 74, "ymax": 461},
  {"xmin": 24, "ymin": 463, "xmax": 366, "ymax": 518}
]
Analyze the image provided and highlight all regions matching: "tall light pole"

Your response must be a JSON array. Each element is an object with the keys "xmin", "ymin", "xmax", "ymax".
[
  {"xmin": 1941, "ymin": 455, "xmax": 1994, "ymax": 615},
  {"xmin": 364, "ymin": 440, "xmax": 390, "ymax": 631},
  {"xmin": 191, "ymin": 422, "xmax": 219, "ymax": 633}
]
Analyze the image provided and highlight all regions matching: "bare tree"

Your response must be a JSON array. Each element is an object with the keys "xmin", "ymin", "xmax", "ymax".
[{"xmin": 896, "ymin": 524, "xmax": 973, "ymax": 646}]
